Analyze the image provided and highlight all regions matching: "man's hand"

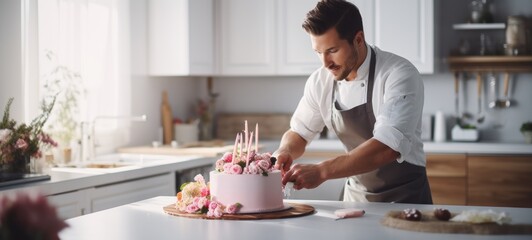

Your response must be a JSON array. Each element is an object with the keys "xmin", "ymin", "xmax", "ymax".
[
  {"xmin": 274, "ymin": 151, "xmax": 293, "ymax": 175},
  {"xmin": 282, "ymin": 163, "xmax": 326, "ymax": 190}
]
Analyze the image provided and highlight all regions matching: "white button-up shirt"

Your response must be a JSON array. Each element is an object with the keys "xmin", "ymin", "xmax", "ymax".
[{"xmin": 291, "ymin": 44, "xmax": 425, "ymax": 167}]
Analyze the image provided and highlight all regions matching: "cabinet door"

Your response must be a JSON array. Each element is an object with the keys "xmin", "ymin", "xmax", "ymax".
[
  {"xmin": 148, "ymin": 0, "xmax": 214, "ymax": 76},
  {"xmin": 276, "ymin": 0, "xmax": 321, "ymax": 75},
  {"xmin": 218, "ymin": 0, "xmax": 275, "ymax": 75},
  {"xmin": 468, "ymin": 155, "xmax": 532, "ymax": 208},
  {"xmin": 90, "ymin": 173, "xmax": 174, "ymax": 212},
  {"xmin": 426, "ymin": 154, "xmax": 467, "ymax": 205},
  {"xmin": 47, "ymin": 189, "xmax": 92, "ymax": 220},
  {"xmin": 374, "ymin": 0, "xmax": 434, "ymax": 73}
]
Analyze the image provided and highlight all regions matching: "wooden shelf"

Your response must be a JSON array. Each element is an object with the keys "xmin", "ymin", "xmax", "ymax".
[
  {"xmin": 448, "ymin": 55, "xmax": 532, "ymax": 73},
  {"xmin": 452, "ymin": 23, "xmax": 505, "ymax": 30}
]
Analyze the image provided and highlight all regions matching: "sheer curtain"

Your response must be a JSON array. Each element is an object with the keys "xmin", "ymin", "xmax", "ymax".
[{"xmin": 37, "ymin": 0, "xmax": 131, "ymax": 158}]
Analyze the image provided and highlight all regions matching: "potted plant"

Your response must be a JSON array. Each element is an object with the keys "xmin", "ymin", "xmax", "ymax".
[
  {"xmin": 41, "ymin": 50, "xmax": 85, "ymax": 164},
  {"xmin": 521, "ymin": 121, "xmax": 532, "ymax": 144},
  {"xmin": 0, "ymin": 98, "xmax": 57, "ymax": 174}
]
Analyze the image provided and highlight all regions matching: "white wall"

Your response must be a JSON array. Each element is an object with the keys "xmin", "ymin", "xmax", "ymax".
[{"xmin": 0, "ymin": 0, "xmax": 23, "ymax": 122}]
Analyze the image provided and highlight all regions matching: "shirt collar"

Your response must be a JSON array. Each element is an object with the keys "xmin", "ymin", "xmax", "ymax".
[{"xmin": 354, "ymin": 44, "xmax": 371, "ymax": 82}]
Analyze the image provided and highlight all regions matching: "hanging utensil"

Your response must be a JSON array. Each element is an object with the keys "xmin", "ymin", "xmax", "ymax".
[
  {"xmin": 476, "ymin": 72, "xmax": 485, "ymax": 124},
  {"xmin": 497, "ymin": 72, "xmax": 512, "ymax": 108},
  {"xmin": 453, "ymin": 71, "xmax": 461, "ymax": 125},
  {"xmin": 488, "ymin": 72, "xmax": 498, "ymax": 109}
]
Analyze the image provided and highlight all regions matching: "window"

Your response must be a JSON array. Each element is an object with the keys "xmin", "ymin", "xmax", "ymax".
[{"xmin": 35, "ymin": 0, "xmax": 131, "ymax": 160}]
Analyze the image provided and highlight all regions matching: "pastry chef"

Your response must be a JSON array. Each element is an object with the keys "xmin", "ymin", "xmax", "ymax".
[{"xmin": 274, "ymin": 0, "xmax": 432, "ymax": 204}]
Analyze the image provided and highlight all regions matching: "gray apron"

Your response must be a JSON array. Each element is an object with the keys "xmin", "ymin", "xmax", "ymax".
[{"xmin": 331, "ymin": 48, "xmax": 432, "ymax": 204}]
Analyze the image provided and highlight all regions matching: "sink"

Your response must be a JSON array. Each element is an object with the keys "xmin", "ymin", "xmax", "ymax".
[{"xmin": 51, "ymin": 153, "xmax": 202, "ymax": 174}]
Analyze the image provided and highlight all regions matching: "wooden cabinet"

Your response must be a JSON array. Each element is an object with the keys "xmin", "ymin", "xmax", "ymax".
[
  {"xmin": 425, "ymin": 154, "xmax": 467, "ymax": 205},
  {"xmin": 468, "ymin": 155, "xmax": 532, "ymax": 208},
  {"xmin": 148, "ymin": 0, "xmax": 214, "ymax": 76}
]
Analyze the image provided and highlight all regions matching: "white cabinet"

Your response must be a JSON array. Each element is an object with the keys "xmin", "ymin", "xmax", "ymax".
[
  {"xmin": 217, "ymin": 0, "xmax": 276, "ymax": 75},
  {"xmin": 90, "ymin": 173, "xmax": 174, "ymax": 212},
  {"xmin": 276, "ymin": 0, "xmax": 322, "ymax": 75},
  {"xmin": 216, "ymin": 0, "xmax": 434, "ymax": 76},
  {"xmin": 47, "ymin": 189, "xmax": 92, "ymax": 220},
  {"xmin": 353, "ymin": 0, "xmax": 435, "ymax": 73},
  {"xmin": 148, "ymin": 0, "xmax": 214, "ymax": 76},
  {"xmin": 47, "ymin": 173, "xmax": 174, "ymax": 219}
]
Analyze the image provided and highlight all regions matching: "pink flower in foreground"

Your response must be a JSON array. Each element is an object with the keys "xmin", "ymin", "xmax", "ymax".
[
  {"xmin": 186, "ymin": 204, "xmax": 200, "ymax": 213},
  {"xmin": 208, "ymin": 201, "xmax": 219, "ymax": 212},
  {"xmin": 225, "ymin": 203, "xmax": 241, "ymax": 214},
  {"xmin": 200, "ymin": 187, "xmax": 210, "ymax": 197},
  {"xmin": 197, "ymin": 197, "xmax": 209, "ymax": 208},
  {"xmin": 193, "ymin": 174, "xmax": 205, "ymax": 185},
  {"xmin": 0, "ymin": 193, "xmax": 68, "ymax": 240},
  {"xmin": 15, "ymin": 138, "xmax": 28, "ymax": 150},
  {"xmin": 0, "ymin": 129, "xmax": 11, "ymax": 143},
  {"xmin": 230, "ymin": 164, "xmax": 243, "ymax": 174}
]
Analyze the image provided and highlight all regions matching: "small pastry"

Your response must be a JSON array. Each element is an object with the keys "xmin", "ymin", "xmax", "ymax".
[
  {"xmin": 401, "ymin": 208, "xmax": 422, "ymax": 221},
  {"xmin": 434, "ymin": 208, "xmax": 451, "ymax": 221}
]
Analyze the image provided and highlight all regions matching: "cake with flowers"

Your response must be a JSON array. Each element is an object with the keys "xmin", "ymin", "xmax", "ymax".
[{"xmin": 175, "ymin": 121, "xmax": 284, "ymax": 217}]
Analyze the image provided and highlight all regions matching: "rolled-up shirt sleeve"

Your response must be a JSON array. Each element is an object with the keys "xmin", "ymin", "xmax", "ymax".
[
  {"xmin": 373, "ymin": 67, "xmax": 423, "ymax": 163},
  {"xmin": 290, "ymin": 75, "xmax": 325, "ymax": 143}
]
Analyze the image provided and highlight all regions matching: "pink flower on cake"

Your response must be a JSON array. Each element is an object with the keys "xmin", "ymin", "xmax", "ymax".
[
  {"xmin": 257, "ymin": 159, "xmax": 271, "ymax": 170},
  {"xmin": 221, "ymin": 152, "xmax": 233, "ymax": 163},
  {"xmin": 215, "ymin": 159, "xmax": 225, "ymax": 171},
  {"xmin": 208, "ymin": 201, "xmax": 219, "ymax": 211},
  {"xmin": 229, "ymin": 164, "xmax": 243, "ymax": 174},
  {"xmin": 223, "ymin": 162, "xmax": 233, "ymax": 173},
  {"xmin": 247, "ymin": 162, "xmax": 259, "ymax": 175}
]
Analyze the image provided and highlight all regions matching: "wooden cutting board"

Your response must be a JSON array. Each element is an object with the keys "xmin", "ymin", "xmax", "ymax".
[
  {"xmin": 163, "ymin": 202, "xmax": 315, "ymax": 220},
  {"xmin": 216, "ymin": 113, "xmax": 291, "ymax": 140},
  {"xmin": 381, "ymin": 210, "xmax": 532, "ymax": 235}
]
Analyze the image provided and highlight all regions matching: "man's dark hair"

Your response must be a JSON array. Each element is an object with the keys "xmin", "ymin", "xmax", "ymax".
[{"xmin": 302, "ymin": 0, "xmax": 363, "ymax": 44}]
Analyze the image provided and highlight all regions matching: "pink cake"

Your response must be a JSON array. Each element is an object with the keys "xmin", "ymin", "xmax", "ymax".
[
  {"xmin": 175, "ymin": 121, "xmax": 284, "ymax": 217},
  {"xmin": 209, "ymin": 170, "xmax": 284, "ymax": 213}
]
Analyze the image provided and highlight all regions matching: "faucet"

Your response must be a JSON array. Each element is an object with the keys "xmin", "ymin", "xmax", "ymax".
[{"xmin": 79, "ymin": 114, "xmax": 147, "ymax": 162}]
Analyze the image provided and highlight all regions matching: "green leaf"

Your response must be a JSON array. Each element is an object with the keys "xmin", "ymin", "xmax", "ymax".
[
  {"xmin": 237, "ymin": 161, "xmax": 246, "ymax": 169},
  {"xmin": 179, "ymin": 182, "xmax": 189, "ymax": 191},
  {"xmin": 200, "ymin": 206, "xmax": 208, "ymax": 214}
]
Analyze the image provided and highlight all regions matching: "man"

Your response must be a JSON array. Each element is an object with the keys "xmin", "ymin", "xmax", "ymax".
[{"xmin": 274, "ymin": 0, "xmax": 432, "ymax": 204}]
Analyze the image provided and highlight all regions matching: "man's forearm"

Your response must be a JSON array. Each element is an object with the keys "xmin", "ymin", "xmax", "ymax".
[
  {"xmin": 318, "ymin": 138, "xmax": 399, "ymax": 180},
  {"xmin": 275, "ymin": 130, "xmax": 307, "ymax": 160}
]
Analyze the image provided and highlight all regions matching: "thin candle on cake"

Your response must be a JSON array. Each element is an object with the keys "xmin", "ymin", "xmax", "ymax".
[
  {"xmin": 255, "ymin": 123, "xmax": 259, "ymax": 152},
  {"xmin": 246, "ymin": 132, "xmax": 254, "ymax": 167},
  {"xmin": 232, "ymin": 133, "xmax": 239, "ymax": 164}
]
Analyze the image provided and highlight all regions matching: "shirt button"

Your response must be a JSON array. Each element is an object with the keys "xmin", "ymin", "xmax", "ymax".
[{"xmin": 361, "ymin": 83, "xmax": 365, "ymax": 87}]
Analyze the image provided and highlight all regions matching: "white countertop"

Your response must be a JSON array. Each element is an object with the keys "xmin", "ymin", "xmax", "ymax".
[
  {"xmin": 302, "ymin": 139, "xmax": 532, "ymax": 155},
  {"xmin": 59, "ymin": 196, "xmax": 532, "ymax": 240},
  {"xmin": 0, "ymin": 154, "xmax": 214, "ymax": 196}
]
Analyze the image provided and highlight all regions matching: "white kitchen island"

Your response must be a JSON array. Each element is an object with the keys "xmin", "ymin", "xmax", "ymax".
[{"xmin": 59, "ymin": 196, "xmax": 532, "ymax": 240}]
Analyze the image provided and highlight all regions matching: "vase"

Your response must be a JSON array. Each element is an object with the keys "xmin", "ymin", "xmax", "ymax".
[
  {"xmin": 1, "ymin": 155, "xmax": 31, "ymax": 174},
  {"xmin": 523, "ymin": 131, "xmax": 532, "ymax": 144}
]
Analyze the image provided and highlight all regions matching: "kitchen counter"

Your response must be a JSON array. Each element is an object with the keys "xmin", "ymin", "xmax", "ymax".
[
  {"xmin": 0, "ymin": 154, "xmax": 212, "ymax": 197},
  {"xmin": 59, "ymin": 196, "xmax": 532, "ymax": 240},
  {"xmin": 303, "ymin": 140, "xmax": 532, "ymax": 155}
]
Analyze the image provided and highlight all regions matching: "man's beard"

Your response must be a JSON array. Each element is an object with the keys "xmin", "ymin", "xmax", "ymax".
[{"xmin": 331, "ymin": 45, "xmax": 359, "ymax": 81}]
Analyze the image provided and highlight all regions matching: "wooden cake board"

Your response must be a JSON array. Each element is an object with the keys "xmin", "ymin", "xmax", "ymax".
[
  {"xmin": 163, "ymin": 202, "xmax": 314, "ymax": 220},
  {"xmin": 381, "ymin": 210, "xmax": 532, "ymax": 235}
]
